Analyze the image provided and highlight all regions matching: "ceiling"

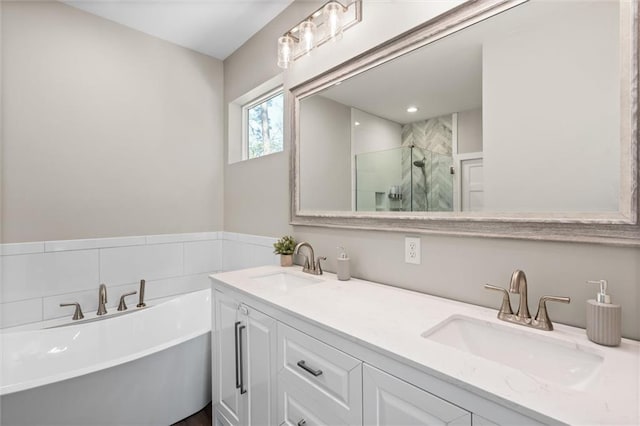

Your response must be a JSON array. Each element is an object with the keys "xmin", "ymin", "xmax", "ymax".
[
  {"xmin": 63, "ymin": 0, "xmax": 294, "ymax": 60},
  {"xmin": 317, "ymin": 0, "xmax": 565, "ymax": 124}
]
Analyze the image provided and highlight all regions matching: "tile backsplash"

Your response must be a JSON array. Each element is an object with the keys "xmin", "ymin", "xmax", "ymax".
[{"xmin": 0, "ymin": 232, "xmax": 278, "ymax": 328}]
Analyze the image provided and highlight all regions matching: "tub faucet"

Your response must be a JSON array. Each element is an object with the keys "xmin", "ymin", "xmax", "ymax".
[
  {"xmin": 59, "ymin": 302, "xmax": 84, "ymax": 320},
  {"xmin": 97, "ymin": 284, "xmax": 108, "ymax": 316},
  {"xmin": 294, "ymin": 242, "xmax": 325, "ymax": 275},
  {"xmin": 117, "ymin": 291, "xmax": 137, "ymax": 311}
]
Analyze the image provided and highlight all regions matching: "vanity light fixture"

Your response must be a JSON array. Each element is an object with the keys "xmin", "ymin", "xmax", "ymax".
[
  {"xmin": 324, "ymin": 1, "xmax": 345, "ymax": 41},
  {"xmin": 299, "ymin": 20, "xmax": 317, "ymax": 56},
  {"xmin": 407, "ymin": 106, "xmax": 419, "ymax": 113},
  {"xmin": 354, "ymin": 121, "xmax": 360, "ymax": 126},
  {"xmin": 277, "ymin": 35, "xmax": 294, "ymax": 69},
  {"xmin": 277, "ymin": 0, "xmax": 362, "ymax": 69}
]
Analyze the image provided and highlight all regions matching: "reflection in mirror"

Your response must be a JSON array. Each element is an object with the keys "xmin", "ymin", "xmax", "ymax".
[{"xmin": 298, "ymin": 0, "xmax": 623, "ymax": 215}]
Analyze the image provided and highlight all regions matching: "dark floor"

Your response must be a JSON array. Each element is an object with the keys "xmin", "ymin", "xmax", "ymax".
[{"xmin": 171, "ymin": 402, "xmax": 212, "ymax": 426}]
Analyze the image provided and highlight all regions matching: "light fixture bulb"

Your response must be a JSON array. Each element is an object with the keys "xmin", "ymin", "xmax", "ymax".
[
  {"xmin": 299, "ymin": 20, "xmax": 317, "ymax": 56},
  {"xmin": 277, "ymin": 35, "xmax": 294, "ymax": 69},
  {"xmin": 323, "ymin": 1, "xmax": 344, "ymax": 41},
  {"xmin": 354, "ymin": 121, "xmax": 360, "ymax": 126},
  {"xmin": 407, "ymin": 106, "xmax": 419, "ymax": 113}
]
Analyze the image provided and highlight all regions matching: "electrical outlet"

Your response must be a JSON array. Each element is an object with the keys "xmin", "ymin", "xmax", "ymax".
[{"xmin": 404, "ymin": 237, "xmax": 421, "ymax": 264}]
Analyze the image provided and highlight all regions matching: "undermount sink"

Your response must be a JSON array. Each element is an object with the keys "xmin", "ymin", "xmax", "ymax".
[
  {"xmin": 421, "ymin": 315, "xmax": 604, "ymax": 389},
  {"xmin": 250, "ymin": 271, "xmax": 322, "ymax": 292}
]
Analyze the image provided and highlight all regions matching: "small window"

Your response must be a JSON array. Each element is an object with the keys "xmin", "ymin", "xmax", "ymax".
[{"xmin": 243, "ymin": 88, "xmax": 284, "ymax": 160}]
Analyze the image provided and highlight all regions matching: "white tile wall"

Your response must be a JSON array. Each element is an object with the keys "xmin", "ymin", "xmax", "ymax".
[
  {"xmin": 146, "ymin": 232, "xmax": 219, "ymax": 245},
  {"xmin": 0, "ymin": 242, "xmax": 45, "ymax": 256},
  {"xmin": 100, "ymin": 243, "xmax": 184, "ymax": 285},
  {"xmin": 2, "ymin": 253, "xmax": 48, "ymax": 303},
  {"xmin": 185, "ymin": 240, "xmax": 222, "ymax": 274},
  {"xmin": 0, "ymin": 298, "xmax": 43, "ymax": 328},
  {"xmin": 2, "ymin": 250, "xmax": 99, "ymax": 303},
  {"xmin": 42, "ymin": 250, "xmax": 100, "ymax": 297},
  {"xmin": 45, "ymin": 236, "xmax": 146, "ymax": 252},
  {"xmin": 0, "ymin": 232, "xmax": 278, "ymax": 328}
]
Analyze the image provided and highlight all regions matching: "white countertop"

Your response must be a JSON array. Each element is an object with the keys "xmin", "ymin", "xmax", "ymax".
[{"xmin": 210, "ymin": 265, "xmax": 640, "ymax": 425}]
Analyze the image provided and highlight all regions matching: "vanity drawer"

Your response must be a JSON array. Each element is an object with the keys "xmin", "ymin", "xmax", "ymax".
[
  {"xmin": 277, "ymin": 323, "xmax": 362, "ymax": 425},
  {"xmin": 278, "ymin": 379, "xmax": 348, "ymax": 426}
]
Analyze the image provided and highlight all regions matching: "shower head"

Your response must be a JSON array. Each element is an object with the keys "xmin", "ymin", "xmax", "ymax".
[{"xmin": 413, "ymin": 160, "xmax": 425, "ymax": 168}]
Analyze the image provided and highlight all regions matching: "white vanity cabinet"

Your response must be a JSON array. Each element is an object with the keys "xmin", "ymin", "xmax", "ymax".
[
  {"xmin": 277, "ymin": 323, "xmax": 362, "ymax": 426},
  {"xmin": 362, "ymin": 364, "xmax": 471, "ymax": 425},
  {"xmin": 211, "ymin": 276, "xmax": 546, "ymax": 426},
  {"xmin": 213, "ymin": 290, "xmax": 278, "ymax": 426}
]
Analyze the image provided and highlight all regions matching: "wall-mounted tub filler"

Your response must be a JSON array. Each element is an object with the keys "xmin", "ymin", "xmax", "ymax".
[{"xmin": 485, "ymin": 269, "xmax": 570, "ymax": 331}]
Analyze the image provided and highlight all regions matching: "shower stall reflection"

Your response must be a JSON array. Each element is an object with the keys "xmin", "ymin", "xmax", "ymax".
[{"xmin": 355, "ymin": 146, "xmax": 453, "ymax": 212}]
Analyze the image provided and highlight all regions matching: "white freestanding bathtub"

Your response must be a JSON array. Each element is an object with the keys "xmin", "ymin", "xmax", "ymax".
[{"xmin": 0, "ymin": 289, "xmax": 212, "ymax": 426}]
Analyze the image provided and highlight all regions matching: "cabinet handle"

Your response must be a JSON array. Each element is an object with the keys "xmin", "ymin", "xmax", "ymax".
[
  {"xmin": 297, "ymin": 420, "xmax": 306, "ymax": 426},
  {"xmin": 234, "ymin": 321, "xmax": 241, "ymax": 390},
  {"xmin": 297, "ymin": 360, "xmax": 323, "ymax": 377},
  {"xmin": 238, "ymin": 324, "xmax": 247, "ymax": 395}
]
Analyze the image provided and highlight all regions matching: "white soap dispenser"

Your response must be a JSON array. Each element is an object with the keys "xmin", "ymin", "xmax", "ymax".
[
  {"xmin": 336, "ymin": 246, "xmax": 351, "ymax": 281},
  {"xmin": 585, "ymin": 279, "xmax": 621, "ymax": 346}
]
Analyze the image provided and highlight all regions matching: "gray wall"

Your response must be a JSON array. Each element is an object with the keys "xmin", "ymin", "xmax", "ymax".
[
  {"xmin": 1, "ymin": 1, "xmax": 224, "ymax": 243},
  {"xmin": 223, "ymin": 1, "xmax": 640, "ymax": 340},
  {"xmin": 457, "ymin": 108, "xmax": 482, "ymax": 154}
]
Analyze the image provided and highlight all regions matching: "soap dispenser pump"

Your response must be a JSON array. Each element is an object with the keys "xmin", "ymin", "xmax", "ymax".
[
  {"xmin": 336, "ymin": 246, "xmax": 351, "ymax": 281},
  {"xmin": 585, "ymin": 279, "xmax": 621, "ymax": 346}
]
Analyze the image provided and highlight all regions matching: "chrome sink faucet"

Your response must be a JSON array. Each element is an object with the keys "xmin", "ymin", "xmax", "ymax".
[
  {"xmin": 97, "ymin": 283, "xmax": 108, "ymax": 316},
  {"xmin": 294, "ymin": 241, "xmax": 325, "ymax": 275},
  {"xmin": 485, "ymin": 270, "xmax": 570, "ymax": 331}
]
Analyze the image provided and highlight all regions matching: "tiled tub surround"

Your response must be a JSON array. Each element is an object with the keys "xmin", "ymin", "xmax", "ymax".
[{"xmin": 0, "ymin": 232, "xmax": 278, "ymax": 329}]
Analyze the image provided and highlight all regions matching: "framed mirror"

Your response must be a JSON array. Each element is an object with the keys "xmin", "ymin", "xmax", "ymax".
[{"xmin": 290, "ymin": 0, "xmax": 639, "ymax": 246}]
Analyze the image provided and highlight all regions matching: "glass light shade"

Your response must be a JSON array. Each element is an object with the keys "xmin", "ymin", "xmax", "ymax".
[
  {"xmin": 299, "ymin": 20, "xmax": 317, "ymax": 56},
  {"xmin": 277, "ymin": 35, "xmax": 294, "ymax": 69},
  {"xmin": 323, "ymin": 1, "xmax": 344, "ymax": 41}
]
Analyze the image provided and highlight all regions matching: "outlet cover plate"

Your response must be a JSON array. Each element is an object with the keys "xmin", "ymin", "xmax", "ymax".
[{"xmin": 405, "ymin": 237, "xmax": 421, "ymax": 264}]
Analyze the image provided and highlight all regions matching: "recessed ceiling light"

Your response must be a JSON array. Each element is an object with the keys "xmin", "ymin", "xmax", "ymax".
[
  {"xmin": 354, "ymin": 121, "xmax": 361, "ymax": 126},
  {"xmin": 407, "ymin": 106, "xmax": 418, "ymax": 113}
]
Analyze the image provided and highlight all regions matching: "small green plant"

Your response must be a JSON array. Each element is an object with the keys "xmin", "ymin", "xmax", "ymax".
[{"xmin": 273, "ymin": 235, "xmax": 296, "ymax": 255}]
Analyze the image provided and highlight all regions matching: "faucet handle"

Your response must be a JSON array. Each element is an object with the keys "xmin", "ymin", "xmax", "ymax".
[
  {"xmin": 534, "ymin": 295, "xmax": 570, "ymax": 331},
  {"xmin": 60, "ymin": 302, "xmax": 84, "ymax": 320},
  {"xmin": 315, "ymin": 256, "xmax": 326, "ymax": 275},
  {"xmin": 117, "ymin": 291, "xmax": 137, "ymax": 311},
  {"xmin": 484, "ymin": 284, "xmax": 514, "ymax": 318}
]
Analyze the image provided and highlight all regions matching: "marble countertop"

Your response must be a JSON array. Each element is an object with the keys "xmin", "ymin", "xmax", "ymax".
[{"xmin": 210, "ymin": 265, "xmax": 640, "ymax": 425}]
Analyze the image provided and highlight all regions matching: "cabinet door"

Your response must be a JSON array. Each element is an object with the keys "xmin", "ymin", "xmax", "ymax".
[
  {"xmin": 243, "ymin": 304, "xmax": 278, "ymax": 426},
  {"xmin": 215, "ymin": 408, "xmax": 234, "ymax": 426},
  {"xmin": 363, "ymin": 364, "xmax": 471, "ymax": 426},
  {"xmin": 214, "ymin": 291, "xmax": 244, "ymax": 426}
]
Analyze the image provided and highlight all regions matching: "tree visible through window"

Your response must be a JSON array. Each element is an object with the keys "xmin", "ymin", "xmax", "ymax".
[{"xmin": 246, "ymin": 91, "xmax": 284, "ymax": 159}]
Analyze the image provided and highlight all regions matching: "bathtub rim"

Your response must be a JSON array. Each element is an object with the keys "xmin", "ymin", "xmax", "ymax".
[{"xmin": 0, "ymin": 288, "xmax": 211, "ymax": 396}]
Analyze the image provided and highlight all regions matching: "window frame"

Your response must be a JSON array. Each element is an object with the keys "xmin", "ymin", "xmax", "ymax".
[{"xmin": 241, "ymin": 86, "xmax": 284, "ymax": 160}]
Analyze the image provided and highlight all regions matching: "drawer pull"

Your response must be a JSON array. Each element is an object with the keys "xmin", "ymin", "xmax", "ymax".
[
  {"xmin": 297, "ymin": 360, "xmax": 323, "ymax": 377},
  {"xmin": 297, "ymin": 420, "xmax": 306, "ymax": 426}
]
